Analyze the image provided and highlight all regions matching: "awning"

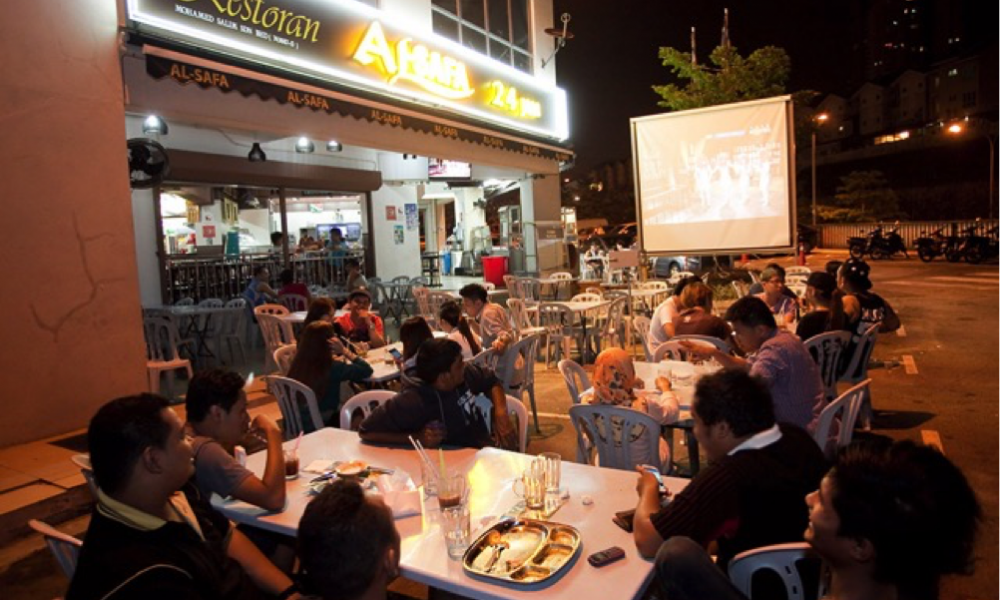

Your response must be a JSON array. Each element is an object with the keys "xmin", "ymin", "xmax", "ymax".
[
  {"xmin": 143, "ymin": 48, "xmax": 574, "ymax": 164},
  {"xmin": 167, "ymin": 149, "xmax": 382, "ymax": 191}
]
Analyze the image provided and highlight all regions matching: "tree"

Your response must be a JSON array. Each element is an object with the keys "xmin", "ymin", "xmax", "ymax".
[
  {"xmin": 830, "ymin": 170, "xmax": 904, "ymax": 222},
  {"xmin": 653, "ymin": 45, "xmax": 795, "ymax": 110}
]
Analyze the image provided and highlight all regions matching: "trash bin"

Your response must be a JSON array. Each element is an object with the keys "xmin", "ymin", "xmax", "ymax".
[
  {"xmin": 441, "ymin": 251, "xmax": 452, "ymax": 275},
  {"xmin": 482, "ymin": 256, "xmax": 508, "ymax": 288}
]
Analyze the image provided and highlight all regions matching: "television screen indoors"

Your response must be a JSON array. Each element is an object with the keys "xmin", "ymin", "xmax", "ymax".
[{"xmin": 428, "ymin": 158, "xmax": 472, "ymax": 180}]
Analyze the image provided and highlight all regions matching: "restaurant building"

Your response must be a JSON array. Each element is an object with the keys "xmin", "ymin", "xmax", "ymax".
[{"xmin": 0, "ymin": 0, "xmax": 572, "ymax": 446}]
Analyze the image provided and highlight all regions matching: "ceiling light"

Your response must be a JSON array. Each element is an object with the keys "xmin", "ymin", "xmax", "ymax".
[
  {"xmin": 295, "ymin": 137, "xmax": 315, "ymax": 153},
  {"xmin": 327, "ymin": 140, "xmax": 343, "ymax": 152},
  {"xmin": 142, "ymin": 115, "xmax": 168, "ymax": 135},
  {"xmin": 248, "ymin": 142, "xmax": 267, "ymax": 162}
]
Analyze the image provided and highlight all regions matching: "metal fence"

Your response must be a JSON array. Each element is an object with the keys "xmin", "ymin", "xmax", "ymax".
[
  {"xmin": 817, "ymin": 219, "xmax": 999, "ymax": 249},
  {"xmin": 164, "ymin": 251, "xmax": 365, "ymax": 304}
]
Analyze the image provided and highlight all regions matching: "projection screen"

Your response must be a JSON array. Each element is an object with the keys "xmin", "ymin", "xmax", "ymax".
[{"xmin": 631, "ymin": 96, "xmax": 796, "ymax": 255}]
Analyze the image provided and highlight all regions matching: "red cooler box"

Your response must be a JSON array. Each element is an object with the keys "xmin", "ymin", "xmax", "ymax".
[{"xmin": 481, "ymin": 256, "xmax": 509, "ymax": 288}]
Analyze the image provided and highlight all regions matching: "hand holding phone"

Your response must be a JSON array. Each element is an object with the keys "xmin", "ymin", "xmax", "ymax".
[
  {"xmin": 388, "ymin": 348, "xmax": 403, "ymax": 361},
  {"xmin": 639, "ymin": 464, "xmax": 667, "ymax": 495}
]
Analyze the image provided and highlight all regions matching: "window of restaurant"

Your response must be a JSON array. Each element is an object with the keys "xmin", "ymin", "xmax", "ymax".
[{"xmin": 431, "ymin": 0, "xmax": 533, "ymax": 73}]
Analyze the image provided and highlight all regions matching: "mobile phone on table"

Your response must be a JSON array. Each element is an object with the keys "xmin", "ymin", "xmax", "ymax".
[
  {"xmin": 588, "ymin": 546, "xmax": 626, "ymax": 567},
  {"xmin": 612, "ymin": 509, "xmax": 635, "ymax": 533},
  {"xmin": 388, "ymin": 348, "xmax": 403, "ymax": 361},
  {"xmin": 640, "ymin": 464, "xmax": 667, "ymax": 494}
]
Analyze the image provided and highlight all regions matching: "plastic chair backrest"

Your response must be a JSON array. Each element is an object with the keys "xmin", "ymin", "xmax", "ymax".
[
  {"xmin": 142, "ymin": 314, "xmax": 184, "ymax": 362},
  {"xmin": 599, "ymin": 297, "xmax": 628, "ymax": 340},
  {"xmin": 469, "ymin": 348, "xmax": 499, "ymax": 370},
  {"xmin": 538, "ymin": 303, "xmax": 575, "ymax": 336},
  {"xmin": 558, "ymin": 359, "xmax": 590, "ymax": 405},
  {"xmin": 273, "ymin": 344, "xmax": 297, "ymax": 376},
  {"xmin": 498, "ymin": 334, "xmax": 540, "ymax": 392},
  {"xmin": 71, "ymin": 454, "xmax": 98, "ymax": 500},
  {"xmin": 279, "ymin": 293, "xmax": 309, "ymax": 312},
  {"xmin": 632, "ymin": 316, "xmax": 653, "ymax": 361},
  {"xmin": 175, "ymin": 297, "xmax": 195, "ymax": 306},
  {"xmin": 784, "ymin": 266, "xmax": 812, "ymax": 277},
  {"xmin": 257, "ymin": 314, "xmax": 296, "ymax": 357},
  {"xmin": 840, "ymin": 324, "xmax": 879, "ymax": 383},
  {"xmin": 568, "ymin": 404, "xmax": 661, "ymax": 471},
  {"xmin": 641, "ymin": 281, "xmax": 668, "ymax": 291},
  {"xmin": 813, "ymin": 379, "xmax": 870, "ymax": 459},
  {"xmin": 505, "ymin": 298, "xmax": 534, "ymax": 334},
  {"xmin": 29, "ymin": 519, "xmax": 82, "ymax": 580},
  {"xmin": 503, "ymin": 274, "xmax": 519, "ymax": 294},
  {"xmin": 428, "ymin": 291, "xmax": 455, "ymax": 320},
  {"xmin": 652, "ymin": 341, "xmax": 686, "ymax": 362},
  {"xmin": 571, "ymin": 293, "xmax": 601, "ymax": 303},
  {"xmin": 198, "ymin": 298, "xmax": 224, "ymax": 308},
  {"xmin": 254, "ymin": 303, "xmax": 290, "ymax": 317},
  {"xmin": 411, "ymin": 286, "xmax": 432, "ymax": 318},
  {"xmin": 339, "ymin": 390, "xmax": 395, "ymax": 430},
  {"xmin": 268, "ymin": 375, "xmax": 323, "ymax": 438},
  {"xmin": 223, "ymin": 298, "xmax": 247, "ymax": 334},
  {"xmin": 549, "ymin": 272, "xmax": 573, "ymax": 281},
  {"xmin": 517, "ymin": 278, "xmax": 541, "ymax": 303},
  {"xmin": 585, "ymin": 286, "xmax": 603, "ymax": 296},
  {"xmin": 727, "ymin": 542, "xmax": 821, "ymax": 600},
  {"xmin": 471, "ymin": 394, "xmax": 529, "ymax": 453},
  {"xmin": 803, "ymin": 331, "xmax": 851, "ymax": 400}
]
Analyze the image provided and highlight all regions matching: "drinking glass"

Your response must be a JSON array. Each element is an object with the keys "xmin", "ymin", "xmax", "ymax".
[
  {"xmin": 512, "ymin": 459, "xmax": 546, "ymax": 509},
  {"xmin": 441, "ymin": 504, "xmax": 471, "ymax": 559},
  {"xmin": 283, "ymin": 448, "xmax": 299, "ymax": 480},
  {"xmin": 420, "ymin": 461, "xmax": 438, "ymax": 499},
  {"xmin": 538, "ymin": 452, "xmax": 561, "ymax": 494},
  {"xmin": 437, "ymin": 472, "xmax": 467, "ymax": 511}
]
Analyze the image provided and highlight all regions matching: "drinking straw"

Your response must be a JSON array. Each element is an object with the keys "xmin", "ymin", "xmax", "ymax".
[
  {"xmin": 293, "ymin": 431, "xmax": 304, "ymax": 452},
  {"xmin": 408, "ymin": 435, "xmax": 438, "ymax": 479},
  {"xmin": 438, "ymin": 448, "xmax": 447, "ymax": 480}
]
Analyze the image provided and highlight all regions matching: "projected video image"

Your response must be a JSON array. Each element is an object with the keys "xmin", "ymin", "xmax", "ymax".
[{"xmin": 632, "ymin": 97, "xmax": 794, "ymax": 254}]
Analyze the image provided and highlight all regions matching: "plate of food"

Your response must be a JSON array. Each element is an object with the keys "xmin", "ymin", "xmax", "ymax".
[{"xmin": 335, "ymin": 460, "xmax": 368, "ymax": 477}]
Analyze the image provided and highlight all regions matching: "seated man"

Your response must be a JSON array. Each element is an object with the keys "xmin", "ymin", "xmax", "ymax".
[
  {"xmin": 359, "ymin": 338, "xmax": 516, "ymax": 449},
  {"xmin": 186, "ymin": 369, "xmax": 286, "ymax": 511},
  {"xmin": 68, "ymin": 394, "xmax": 299, "ymax": 600},
  {"xmin": 838, "ymin": 258, "xmax": 901, "ymax": 335},
  {"xmin": 683, "ymin": 296, "xmax": 825, "ymax": 431},
  {"xmin": 459, "ymin": 283, "xmax": 513, "ymax": 353},
  {"xmin": 298, "ymin": 479, "xmax": 401, "ymax": 600},
  {"xmin": 336, "ymin": 288, "xmax": 386, "ymax": 348},
  {"xmin": 633, "ymin": 370, "xmax": 826, "ymax": 576},
  {"xmin": 657, "ymin": 440, "xmax": 981, "ymax": 600}
]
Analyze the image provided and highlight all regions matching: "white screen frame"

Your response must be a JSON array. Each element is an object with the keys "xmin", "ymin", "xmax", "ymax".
[{"xmin": 631, "ymin": 96, "xmax": 797, "ymax": 256}]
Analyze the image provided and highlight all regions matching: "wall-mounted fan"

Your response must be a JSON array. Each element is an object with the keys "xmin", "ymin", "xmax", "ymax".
[{"xmin": 127, "ymin": 138, "xmax": 170, "ymax": 189}]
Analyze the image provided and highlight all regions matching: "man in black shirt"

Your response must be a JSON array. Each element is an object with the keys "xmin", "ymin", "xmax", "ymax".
[
  {"xmin": 67, "ymin": 394, "xmax": 299, "ymax": 600},
  {"xmin": 632, "ymin": 370, "xmax": 827, "ymax": 600},
  {"xmin": 359, "ymin": 338, "xmax": 515, "ymax": 449}
]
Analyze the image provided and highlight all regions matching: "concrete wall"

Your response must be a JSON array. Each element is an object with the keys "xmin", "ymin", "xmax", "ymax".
[
  {"xmin": 0, "ymin": 0, "xmax": 147, "ymax": 447},
  {"xmin": 370, "ymin": 185, "xmax": 422, "ymax": 280}
]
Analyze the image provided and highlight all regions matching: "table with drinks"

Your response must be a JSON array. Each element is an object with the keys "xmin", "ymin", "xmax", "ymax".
[{"xmin": 213, "ymin": 427, "xmax": 689, "ymax": 600}]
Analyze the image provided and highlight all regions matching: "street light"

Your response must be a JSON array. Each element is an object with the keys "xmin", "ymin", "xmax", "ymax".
[
  {"xmin": 811, "ymin": 113, "xmax": 829, "ymax": 227},
  {"xmin": 947, "ymin": 122, "xmax": 997, "ymax": 219}
]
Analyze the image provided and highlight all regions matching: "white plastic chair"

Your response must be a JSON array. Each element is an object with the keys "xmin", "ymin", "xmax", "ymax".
[
  {"xmin": 339, "ymin": 390, "xmax": 395, "ymax": 430},
  {"xmin": 472, "ymin": 394, "xmax": 530, "ymax": 453},
  {"xmin": 503, "ymin": 275, "xmax": 520, "ymax": 297},
  {"xmin": 558, "ymin": 359, "xmax": 591, "ymax": 405},
  {"xmin": 784, "ymin": 266, "xmax": 812, "ymax": 277},
  {"xmin": 728, "ymin": 543, "xmax": 822, "ymax": 600},
  {"xmin": 496, "ymin": 334, "xmax": 542, "ymax": 433},
  {"xmin": 428, "ymin": 291, "xmax": 455, "ymax": 327},
  {"xmin": 267, "ymin": 375, "xmax": 324, "ymax": 438},
  {"xmin": 813, "ymin": 379, "xmax": 870, "ymax": 459},
  {"xmin": 588, "ymin": 297, "xmax": 627, "ymax": 354},
  {"xmin": 273, "ymin": 344, "xmax": 297, "ymax": 376},
  {"xmin": 29, "ymin": 519, "xmax": 83, "ymax": 579},
  {"xmin": 537, "ymin": 303, "xmax": 584, "ymax": 368},
  {"xmin": 142, "ymin": 314, "xmax": 193, "ymax": 398},
  {"xmin": 174, "ymin": 297, "xmax": 195, "ymax": 306},
  {"xmin": 256, "ymin": 311, "xmax": 295, "ymax": 374},
  {"xmin": 279, "ymin": 293, "xmax": 309, "ymax": 312},
  {"xmin": 570, "ymin": 292, "xmax": 602, "ymax": 303},
  {"xmin": 254, "ymin": 303, "xmax": 289, "ymax": 317},
  {"xmin": 838, "ymin": 324, "xmax": 879, "ymax": 429},
  {"xmin": 787, "ymin": 282, "xmax": 808, "ymax": 298},
  {"xmin": 568, "ymin": 404, "xmax": 661, "ymax": 472},
  {"xmin": 651, "ymin": 341, "xmax": 686, "ymax": 362},
  {"xmin": 469, "ymin": 348, "xmax": 499, "ymax": 370},
  {"xmin": 517, "ymin": 277, "xmax": 542, "ymax": 304},
  {"xmin": 411, "ymin": 286, "xmax": 433, "ymax": 324},
  {"xmin": 220, "ymin": 298, "xmax": 248, "ymax": 365},
  {"xmin": 803, "ymin": 331, "xmax": 851, "ymax": 401},
  {"xmin": 506, "ymin": 298, "xmax": 546, "ymax": 337},
  {"xmin": 632, "ymin": 316, "xmax": 653, "ymax": 361},
  {"xmin": 71, "ymin": 454, "xmax": 98, "ymax": 500}
]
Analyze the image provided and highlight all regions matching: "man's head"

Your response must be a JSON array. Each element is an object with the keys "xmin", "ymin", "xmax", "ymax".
[
  {"xmin": 270, "ymin": 231, "xmax": 285, "ymax": 246},
  {"xmin": 88, "ymin": 394, "xmax": 193, "ymax": 497},
  {"xmin": 279, "ymin": 268, "xmax": 295, "ymax": 286},
  {"xmin": 672, "ymin": 275, "xmax": 701, "ymax": 298},
  {"xmin": 724, "ymin": 296, "xmax": 777, "ymax": 353},
  {"xmin": 299, "ymin": 479, "xmax": 400, "ymax": 600},
  {"xmin": 348, "ymin": 288, "xmax": 373, "ymax": 311},
  {"xmin": 459, "ymin": 284, "xmax": 488, "ymax": 318},
  {"xmin": 186, "ymin": 370, "xmax": 249, "ymax": 443},
  {"xmin": 416, "ymin": 339, "xmax": 464, "ymax": 390},
  {"xmin": 330, "ymin": 227, "xmax": 344, "ymax": 241},
  {"xmin": 806, "ymin": 441, "xmax": 980, "ymax": 597},
  {"xmin": 838, "ymin": 258, "xmax": 873, "ymax": 292},
  {"xmin": 253, "ymin": 266, "xmax": 270, "ymax": 280},
  {"xmin": 825, "ymin": 260, "xmax": 844, "ymax": 278},
  {"xmin": 399, "ymin": 317, "xmax": 434, "ymax": 361},
  {"xmin": 691, "ymin": 369, "xmax": 775, "ymax": 462},
  {"xmin": 759, "ymin": 266, "xmax": 786, "ymax": 295},
  {"xmin": 345, "ymin": 258, "xmax": 361, "ymax": 272}
]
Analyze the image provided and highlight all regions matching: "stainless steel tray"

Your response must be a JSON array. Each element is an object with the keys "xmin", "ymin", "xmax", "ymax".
[{"xmin": 462, "ymin": 519, "xmax": 581, "ymax": 584}]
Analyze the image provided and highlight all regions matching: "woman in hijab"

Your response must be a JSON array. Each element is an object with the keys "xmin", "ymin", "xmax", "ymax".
[{"xmin": 580, "ymin": 348, "xmax": 679, "ymax": 470}]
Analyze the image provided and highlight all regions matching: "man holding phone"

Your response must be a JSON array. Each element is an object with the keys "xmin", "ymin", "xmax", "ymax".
[{"xmin": 632, "ymin": 369, "xmax": 826, "ymax": 593}]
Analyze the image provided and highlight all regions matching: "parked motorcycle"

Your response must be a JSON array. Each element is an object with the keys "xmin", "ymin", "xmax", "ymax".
[
  {"xmin": 914, "ymin": 227, "xmax": 960, "ymax": 263},
  {"xmin": 849, "ymin": 225, "xmax": 909, "ymax": 260},
  {"xmin": 961, "ymin": 225, "xmax": 999, "ymax": 264}
]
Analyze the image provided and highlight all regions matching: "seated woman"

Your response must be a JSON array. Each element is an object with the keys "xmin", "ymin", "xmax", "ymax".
[
  {"xmin": 672, "ymin": 282, "xmax": 732, "ymax": 341},
  {"xmin": 438, "ymin": 301, "xmax": 482, "ymax": 360},
  {"xmin": 754, "ymin": 266, "xmax": 798, "ymax": 328},
  {"xmin": 287, "ymin": 321, "xmax": 373, "ymax": 430},
  {"xmin": 580, "ymin": 348, "xmax": 679, "ymax": 470},
  {"xmin": 335, "ymin": 288, "xmax": 386, "ymax": 348},
  {"xmin": 302, "ymin": 297, "xmax": 337, "ymax": 329},
  {"xmin": 796, "ymin": 271, "xmax": 847, "ymax": 341}
]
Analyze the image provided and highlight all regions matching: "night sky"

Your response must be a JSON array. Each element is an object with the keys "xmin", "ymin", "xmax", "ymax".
[{"xmin": 552, "ymin": 1, "xmax": 855, "ymax": 170}]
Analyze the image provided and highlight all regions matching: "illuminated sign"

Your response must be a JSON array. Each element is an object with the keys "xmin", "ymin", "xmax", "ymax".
[{"xmin": 126, "ymin": 0, "xmax": 568, "ymax": 140}]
